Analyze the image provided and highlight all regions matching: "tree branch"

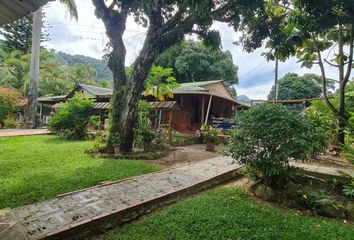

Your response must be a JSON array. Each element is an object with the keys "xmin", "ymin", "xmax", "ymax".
[
  {"xmin": 313, "ymin": 37, "xmax": 340, "ymax": 116},
  {"xmin": 324, "ymin": 59, "xmax": 339, "ymax": 68}
]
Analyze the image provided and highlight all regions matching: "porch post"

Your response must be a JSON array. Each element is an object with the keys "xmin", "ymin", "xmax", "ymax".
[
  {"xmin": 169, "ymin": 109, "xmax": 173, "ymax": 130},
  {"xmin": 205, "ymin": 95, "xmax": 213, "ymax": 124},
  {"xmin": 201, "ymin": 95, "xmax": 205, "ymax": 125}
]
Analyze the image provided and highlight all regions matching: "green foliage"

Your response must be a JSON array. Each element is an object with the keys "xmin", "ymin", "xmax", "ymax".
[
  {"xmin": 134, "ymin": 100, "xmax": 156, "ymax": 152},
  {"xmin": 96, "ymin": 189, "xmax": 354, "ymax": 240},
  {"xmin": 57, "ymin": 51, "xmax": 113, "ymax": 83},
  {"xmin": 228, "ymin": 104, "xmax": 315, "ymax": 188},
  {"xmin": 155, "ymin": 41, "xmax": 238, "ymax": 85},
  {"xmin": 339, "ymin": 172, "xmax": 354, "ymax": 198},
  {"xmin": 3, "ymin": 116, "xmax": 17, "ymax": 128},
  {"xmin": 268, "ymin": 73, "xmax": 325, "ymax": 100},
  {"xmin": 201, "ymin": 124, "xmax": 218, "ymax": 143},
  {"xmin": 0, "ymin": 135, "xmax": 158, "ymax": 208},
  {"xmin": 144, "ymin": 66, "xmax": 179, "ymax": 100},
  {"xmin": 0, "ymin": 15, "xmax": 48, "ymax": 53},
  {"xmin": 0, "ymin": 87, "xmax": 20, "ymax": 123},
  {"xmin": 48, "ymin": 94, "xmax": 94, "ymax": 139}
]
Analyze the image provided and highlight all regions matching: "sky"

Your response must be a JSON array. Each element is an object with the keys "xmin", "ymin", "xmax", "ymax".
[{"xmin": 43, "ymin": 0, "xmax": 344, "ymax": 100}]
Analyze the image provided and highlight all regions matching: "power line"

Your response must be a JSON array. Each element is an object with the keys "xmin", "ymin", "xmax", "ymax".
[{"xmin": 238, "ymin": 59, "xmax": 267, "ymax": 80}]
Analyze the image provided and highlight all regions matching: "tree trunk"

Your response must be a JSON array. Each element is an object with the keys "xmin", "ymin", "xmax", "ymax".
[
  {"xmin": 117, "ymin": 8, "xmax": 163, "ymax": 153},
  {"xmin": 27, "ymin": 7, "xmax": 42, "ymax": 128}
]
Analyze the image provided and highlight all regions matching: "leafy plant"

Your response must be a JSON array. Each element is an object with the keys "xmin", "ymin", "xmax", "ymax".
[
  {"xmin": 0, "ymin": 87, "xmax": 20, "ymax": 123},
  {"xmin": 339, "ymin": 171, "xmax": 354, "ymax": 198},
  {"xmin": 134, "ymin": 100, "xmax": 156, "ymax": 152},
  {"xmin": 228, "ymin": 104, "xmax": 315, "ymax": 188},
  {"xmin": 3, "ymin": 116, "xmax": 17, "ymax": 128},
  {"xmin": 201, "ymin": 124, "xmax": 218, "ymax": 144},
  {"xmin": 48, "ymin": 94, "xmax": 94, "ymax": 139}
]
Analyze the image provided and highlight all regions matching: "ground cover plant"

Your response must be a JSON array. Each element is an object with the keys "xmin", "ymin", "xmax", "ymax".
[
  {"xmin": 95, "ymin": 188, "xmax": 354, "ymax": 240},
  {"xmin": 0, "ymin": 135, "xmax": 159, "ymax": 208}
]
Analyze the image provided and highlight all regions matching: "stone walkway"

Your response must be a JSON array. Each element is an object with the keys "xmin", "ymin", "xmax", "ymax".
[
  {"xmin": 0, "ymin": 129, "xmax": 50, "ymax": 137},
  {"xmin": 0, "ymin": 156, "xmax": 241, "ymax": 240}
]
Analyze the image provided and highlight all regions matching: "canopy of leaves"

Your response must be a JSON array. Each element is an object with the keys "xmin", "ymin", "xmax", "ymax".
[
  {"xmin": 268, "ymin": 73, "xmax": 324, "ymax": 100},
  {"xmin": 48, "ymin": 94, "xmax": 94, "ymax": 139},
  {"xmin": 0, "ymin": 87, "xmax": 20, "ymax": 122},
  {"xmin": 228, "ymin": 104, "xmax": 315, "ymax": 188},
  {"xmin": 144, "ymin": 66, "xmax": 179, "ymax": 101},
  {"xmin": 155, "ymin": 41, "xmax": 238, "ymax": 85}
]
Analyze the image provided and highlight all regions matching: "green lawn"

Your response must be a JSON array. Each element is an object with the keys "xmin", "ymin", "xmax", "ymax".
[
  {"xmin": 96, "ymin": 188, "xmax": 354, "ymax": 240},
  {"xmin": 0, "ymin": 135, "xmax": 159, "ymax": 209}
]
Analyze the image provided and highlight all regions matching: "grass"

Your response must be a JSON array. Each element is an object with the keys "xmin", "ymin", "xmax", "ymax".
[
  {"xmin": 0, "ymin": 135, "xmax": 159, "ymax": 209},
  {"xmin": 96, "ymin": 188, "xmax": 354, "ymax": 240}
]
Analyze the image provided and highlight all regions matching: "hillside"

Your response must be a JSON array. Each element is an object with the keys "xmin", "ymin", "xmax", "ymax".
[
  {"xmin": 237, "ymin": 95, "xmax": 250, "ymax": 102},
  {"xmin": 57, "ymin": 51, "xmax": 113, "ymax": 82}
]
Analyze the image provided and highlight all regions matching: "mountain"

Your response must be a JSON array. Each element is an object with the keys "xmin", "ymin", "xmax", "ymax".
[
  {"xmin": 56, "ymin": 51, "xmax": 113, "ymax": 82},
  {"xmin": 237, "ymin": 95, "xmax": 250, "ymax": 102}
]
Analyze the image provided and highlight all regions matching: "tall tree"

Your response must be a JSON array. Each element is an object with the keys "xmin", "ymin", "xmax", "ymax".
[
  {"xmin": 27, "ymin": 0, "xmax": 78, "ymax": 128},
  {"xmin": 0, "ymin": 15, "xmax": 49, "ymax": 53},
  {"xmin": 155, "ymin": 41, "xmax": 239, "ymax": 85},
  {"xmin": 92, "ymin": 0, "xmax": 262, "ymax": 153},
  {"xmin": 238, "ymin": 0, "xmax": 354, "ymax": 147},
  {"xmin": 268, "ymin": 73, "xmax": 330, "ymax": 100}
]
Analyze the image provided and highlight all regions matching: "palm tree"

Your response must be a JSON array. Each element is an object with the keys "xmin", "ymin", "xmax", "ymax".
[{"xmin": 27, "ymin": 0, "xmax": 78, "ymax": 128}]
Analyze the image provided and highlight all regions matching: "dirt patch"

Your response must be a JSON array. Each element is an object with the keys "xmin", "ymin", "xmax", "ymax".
[
  {"xmin": 221, "ymin": 177, "xmax": 254, "ymax": 190},
  {"xmin": 146, "ymin": 144, "xmax": 227, "ymax": 168}
]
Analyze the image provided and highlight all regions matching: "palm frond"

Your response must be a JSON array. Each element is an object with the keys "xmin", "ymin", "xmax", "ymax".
[{"xmin": 59, "ymin": 0, "xmax": 78, "ymax": 21}]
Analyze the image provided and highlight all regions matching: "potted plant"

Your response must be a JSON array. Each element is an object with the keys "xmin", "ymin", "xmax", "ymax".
[{"xmin": 201, "ymin": 124, "xmax": 218, "ymax": 151}]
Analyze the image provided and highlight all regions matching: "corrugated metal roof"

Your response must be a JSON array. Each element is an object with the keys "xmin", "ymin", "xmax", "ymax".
[
  {"xmin": 52, "ymin": 102, "xmax": 110, "ymax": 110},
  {"xmin": 77, "ymin": 84, "xmax": 113, "ymax": 97},
  {"xmin": 0, "ymin": 0, "xmax": 50, "ymax": 25},
  {"xmin": 149, "ymin": 101, "xmax": 180, "ymax": 110}
]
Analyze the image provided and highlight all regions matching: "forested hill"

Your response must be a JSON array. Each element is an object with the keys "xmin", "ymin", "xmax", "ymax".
[{"xmin": 57, "ymin": 51, "xmax": 113, "ymax": 82}]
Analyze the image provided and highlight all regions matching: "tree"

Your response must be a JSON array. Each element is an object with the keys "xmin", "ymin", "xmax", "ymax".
[
  {"xmin": 68, "ymin": 64, "xmax": 97, "ymax": 85},
  {"xmin": 92, "ymin": 0, "xmax": 262, "ymax": 153},
  {"xmin": 155, "ymin": 41, "xmax": 239, "ymax": 85},
  {"xmin": 268, "ymin": 73, "xmax": 323, "ymax": 100},
  {"xmin": 0, "ymin": 15, "xmax": 48, "ymax": 53},
  {"xmin": 27, "ymin": 0, "xmax": 78, "ymax": 128},
  {"xmin": 238, "ymin": 0, "xmax": 354, "ymax": 147}
]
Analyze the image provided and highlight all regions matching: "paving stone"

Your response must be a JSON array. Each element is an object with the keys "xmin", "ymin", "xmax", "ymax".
[{"xmin": 0, "ymin": 208, "xmax": 29, "ymax": 240}]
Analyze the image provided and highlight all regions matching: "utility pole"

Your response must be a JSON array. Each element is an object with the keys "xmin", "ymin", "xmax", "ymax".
[{"xmin": 274, "ymin": 58, "xmax": 279, "ymax": 101}]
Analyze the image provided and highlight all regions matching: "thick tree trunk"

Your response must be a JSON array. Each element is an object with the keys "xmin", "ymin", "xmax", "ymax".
[
  {"xmin": 117, "ymin": 8, "xmax": 163, "ymax": 153},
  {"xmin": 27, "ymin": 7, "xmax": 42, "ymax": 128}
]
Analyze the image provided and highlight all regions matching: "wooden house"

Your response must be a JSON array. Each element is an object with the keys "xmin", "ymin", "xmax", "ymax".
[{"xmin": 39, "ymin": 81, "xmax": 250, "ymax": 132}]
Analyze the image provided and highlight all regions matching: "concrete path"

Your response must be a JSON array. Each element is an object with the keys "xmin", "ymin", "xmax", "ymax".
[
  {"xmin": 0, "ymin": 129, "xmax": 50, "ymax": 137},
  {"xmin": 0, "ymin": 156, "xmax": 240, "ymax": 240}
]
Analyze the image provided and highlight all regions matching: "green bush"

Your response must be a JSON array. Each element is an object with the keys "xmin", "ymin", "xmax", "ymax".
[
  {"xmin": 3, "ymin": 116, "xmax": 17, "ymax": 128},
  {"xmin": 48, "ymin": 94, "xmax": 94, "ymax": 139},
  {"xmin": 0, "ymin": 87, "xmax": 20, "ymax": 123},
  {"xmin": 228, "ymin": 104, "xmax": 314, "ymax": 188}
]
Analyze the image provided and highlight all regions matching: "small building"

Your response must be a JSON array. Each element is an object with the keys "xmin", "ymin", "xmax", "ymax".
[
  {"xmin": 39, "ymin": 81, "xmax": 250, "ymax": 132},
  {"xmin": 38, "ymin": 84, "xmax": 112, "ymax": 125},
  {"xmin": 144, "ymin": 80, "xmax": 250, "ymax": 133}
]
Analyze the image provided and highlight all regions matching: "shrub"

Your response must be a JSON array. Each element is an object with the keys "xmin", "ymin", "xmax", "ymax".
[
  {"xmin": 3, "ymin": 116, "xmax": 17, "ymax": 128},
  {"xmin": 228, "ymin": 104, "xmax": 314, "ymax": 188},
  {"xmin": 0, "ymin": 87, "xmax": 20, "ymax": 123},
  {"xmin": 48, "ymin": 94, "xmax": 94, "ymax": 139}
]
